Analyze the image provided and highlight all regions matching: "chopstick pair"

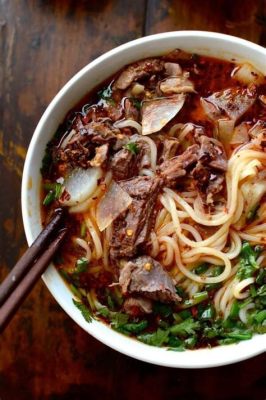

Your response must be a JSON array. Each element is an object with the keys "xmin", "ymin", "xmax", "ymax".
[{"xmin": 0, "ymin": 209, "xmax": 67, "ymax": 333}]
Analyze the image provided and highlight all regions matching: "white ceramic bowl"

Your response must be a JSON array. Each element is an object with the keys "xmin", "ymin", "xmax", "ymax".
[{"xmin": 22, "ymin": 31, "xmax": 266, "ymax": 368}]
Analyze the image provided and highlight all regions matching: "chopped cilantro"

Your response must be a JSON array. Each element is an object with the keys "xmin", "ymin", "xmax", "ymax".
[
  {"xmin": 229, "ymin": 300, "xmax": 240, "ymax": 320},
  {"xmin": 43, "ymin": 191, "xmax": 55, "ymax": 206},
  {"xmin": 110, "ymin": 312, "xmax": 129, "ymax": 329},
  {"xmin": 199, "ymin": 305, "xmax": 215, "ymax": 321},
  {"xmin": 175, "ymin": 286, "xmax": 186, "ymax": 299},
  {"xmin": 75, "ymin": 257, "xmax": 89, "ymax": 273},
  {"xmin": 73, "ymin": 299, "xmax": 92, "ymax": 322},
  {"xmin": 253, "ymin": 310, "xmax": 266, "ymax": 324},
  {"xmin": 97, "ymin": 307, "xmax": 110, "ymax": 318},
  {"xmin": 194, "ymin": 263, "xmax": 209, "ymax": 275},
  {"xmin": 106, "ymin": 294, "xmax": 115, "ymax": 311},
  {"xmin": 257, "ymin": 284, "xmax": 266, "ymax": 297},
  {"xmin": 203, "ymin": 325, "xmax": 221, "ymax": 339},
  {"xmin": 253, "ymin": 324, "xmax": 266, "ymax": 334},
  {"xmin": 224, "ymin": 330, "xmax": 252, "ymax": 341},
  {"xmin": 181, "ymin": 291, "xmax": 208, "ymax": 308},
  {"xmin": 120, "ymin": 320, "xmax": 148, "ymax": 334},
  {"xmin": 70, "ymin": 284, "xmax": 82, "ymax": 299},
  {"xmin": 168, "ymin": 335, "xmax": 184, "ymax": 349},
  {"xmin": 43, "ymin": 182, "xmax": 62, "ymax": 206},
  {"xmin": 237, "ymin": 242, "xmax": 260, "ymax": 280},
  {"xmin": 153, "ymin": 302, "xmax": 172, "ymax": 318},
  {"xmin": 138, "ymin": 328, "xmax": 169, "ymax": 347},
  {"xmin": 98, "ymin": 86, "xmax": 115, "ymax": 105},
  {"xmin": 130, "ymin": 98, "xmax": 142, "ymax": 110},
  {"xmin": 204, "ymin": 266, "xmax": 224, "ymax": 291},
  {"xmin": 184, "ymin": 336, "xmax": 197, "ymax": 349},
  {"xmin": 124, "ymin": 142, "xmax": 139, "ymax": 155},
  {"xmin": 97, "ymin": 307, "xmax": 130, "ymax": 331},
  {"xmin": 170, "ymin": 318, "xmax": 200, "ymax": 337},
  {"xmin": 256, "ymin": 269, "xmax": 266, "ymax": 285}
]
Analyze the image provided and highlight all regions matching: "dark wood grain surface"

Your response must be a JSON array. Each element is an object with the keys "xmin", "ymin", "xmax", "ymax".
[{"xmin": 0, "ymin": 1, "xmax": 265, "ymax": 399}]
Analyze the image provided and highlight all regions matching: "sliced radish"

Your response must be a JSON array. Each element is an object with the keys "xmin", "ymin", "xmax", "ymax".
[
  {"xmin": 96, "ymin": 181, "xmax": 132, "ymax": 232},
  {"xmin": 61, "ymin": 167, "xmax": 102, "ymax": 206}
]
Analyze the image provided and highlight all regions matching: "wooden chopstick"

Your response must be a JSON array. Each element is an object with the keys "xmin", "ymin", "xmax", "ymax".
[
  {"xmin": 0, "ymin": 208, "xmax": 64, "ymax": 307},
  {"xmin": 0, "ymin": 210, "xmax": 67, "ymax": 333}
]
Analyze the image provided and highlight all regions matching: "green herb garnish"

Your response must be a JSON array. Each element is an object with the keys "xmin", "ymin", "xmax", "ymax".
[
  {"xmin": 43, "ymin": 191, "xmax": 55, "ymax": 206},
  {"xmin": 224, "ymin": 330, "xmax": 252, "ymax": 341},
  {"xmin": 181, "ymin": 291, "xmax": 209, "ymax": 308},
  {"xmin": 205, "ymin": 266, "xmax": 223, "ymax": 291},
  {"xmin": 194, "ymin": 263, "xmax": 209, "ymax": 275},
  {"xmin": 120, "ymin": 320, "xmax": 148, "ymax": 334},
  {"xmin": 237, "ymin": 242, "xmax": 260, "ymax": 280},
  {"xmin": 98, "ymin": 86, "xmax": 115, "ymax": 105},
  {"xmin": 70, "ymin": 284, "xmax": 82, "ymax": 299},
  {"xmin": 41, "ymin": 148, "xmax": 53, "ymax": 176},
  {"xmin": 138, "ymin": 328, "xmax": 169, "ymax": 347},
  {"xmin": 229, "ymin": 300, "xmax": 240, "ymax": 320},
  {"xmin": 257, "ymin": 284, "xmax": 266, "ymax": 297},
  {"xmin": 256, "ymin": 269, "xmax": 266, "ymax": 285},
  {"xmin": 131, "ymin": 98, "xmax": 142, "ymax": 110},
  {"xmin": 43, "ymin": 182, "xmax": 62, "ymax": 206},
  {"xmin": 199, "ymin": 305, "xmax": 215, "ymax": 321},
  {"xmin": 153, "ymin": 302, "xmax": 172, "ymax": 318},
  {"xmin": 170, "ymin": 318, "xmax": 200, "ymax": 337},
  {"xmin": 184, "ymin": 336, "xmax": 197, "ymax": 349},
  {"xmin": 73, "ymin": 299, "xmax": 92, "ymax": 322},
  {"xmin": 124, "ymin": 142, "xmax": 139, "ymax": 155},
  {"xmin": 253, "ymin": 310, "xmax": 266, "ymax": 324},
  {"xmin": 75, "ymin": 257, "xmax": 89, "ymax": 273}
]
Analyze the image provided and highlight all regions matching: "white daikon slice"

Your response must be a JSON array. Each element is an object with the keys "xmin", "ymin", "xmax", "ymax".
[
  {"xmin": 96, "ymin": 181, "xmax": 132, "ymax": 232},
  {"xmin": 61, "ymin": 167, "xmax": 102, "ymax": 206}
]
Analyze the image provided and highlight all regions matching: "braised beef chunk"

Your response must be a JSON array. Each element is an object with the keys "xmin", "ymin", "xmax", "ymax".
[
  {"xmin": 192, "ymin": 136, "xmax": 227, "ymax": 204},
  {"xmin": 192, "ymin": 163, "xmax": 224, "ymax": 202},
  {"xmin": 86, "ymin": 120, "xmax": 120, "ymax": 145},
  {"xmin": 124, "ymin": 98, "xmax": 139, "ymax": 121},
  {"xmin": 113, "ymin": 58, "xmax": 164, "ymax": 90},
  {"xmin": 90, "ymin": 144, "xmax": 109, "ymax": 167},
  {"xmin": 158, "ymin": 137, "xmax": 227, "ymax": 202},
  {"xmin": 159, "ymin": 144, "xmax": 199, "ymax": 185},
  {"xmin": 55, "ymin": 117, "xmax": 120, "ymax": 168},
  {"xmin": 73, "ymin": 117, "xmax": 120, "ymax": 145},
  {"xmin": 123, "ymin": 296, "xmax": 153, "ymax": 315},
  {"xmin": 110, "ymin": 146, "xmax": 143, "ymax": 181},
  {"xmin": 198, "ymin": 136, "xmax": 227, "ymax": 171},
  {"xmin": 110, "ymin": 177, "xmax": 162, "ymax": 258},
  {"xmin": 119, "ymin": 256, "xmax": 181, "ymax": 303},
  {"xmin": 56, "ymin": 135, "xmax": 92, "ymax": 169}
]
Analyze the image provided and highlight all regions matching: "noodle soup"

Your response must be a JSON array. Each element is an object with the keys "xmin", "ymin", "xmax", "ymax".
[{"xmin": 41, "ymin": 50, "xmax": 266, "ymax": 350}]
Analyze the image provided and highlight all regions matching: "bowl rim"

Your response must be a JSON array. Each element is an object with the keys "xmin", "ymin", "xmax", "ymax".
[{"xmin": 22, "ymin": 30, "xmax": 266, "ymax": 368}]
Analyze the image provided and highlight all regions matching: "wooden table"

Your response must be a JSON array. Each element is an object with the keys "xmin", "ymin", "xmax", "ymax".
[{"xmin": 0, "ymin": 1, "xmax": 265, "ymax": 399}]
